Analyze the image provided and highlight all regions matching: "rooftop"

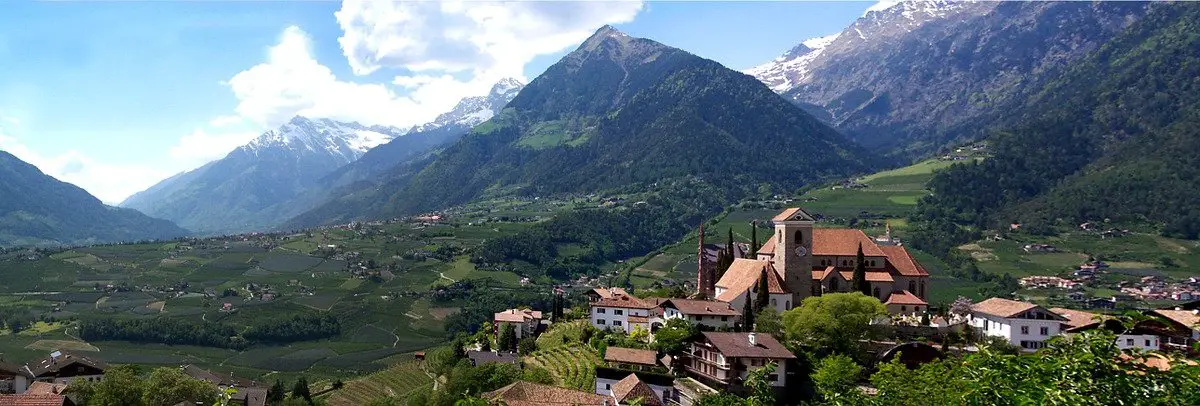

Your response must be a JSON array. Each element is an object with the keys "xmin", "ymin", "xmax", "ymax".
[
  {"xmin": 605, "ymin": 347, "xmax": 659, "ymax": 366},
  {"xmin": 484, "ymin": 381, "xmax": 606, "ymax": 406},
  {"xmin": 611, "ymin": 373, "xmax": 662, "ymax": 406},
  {"xmin": 700, "ymin": 332, "xmax": 795, "ymax": 359},
  {"xmin": 661, "ymin": 299, "xmax": 740, "ymax": 316}
]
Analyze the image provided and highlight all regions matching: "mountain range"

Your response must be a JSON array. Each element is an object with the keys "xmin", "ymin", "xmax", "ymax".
[
  {"xmin": 283, "ymin": 25, "xmax": 874, "ymax": 228},
  {"xmin": 0, "ymin": 151, "xmax": 187, "ymax": 247}
]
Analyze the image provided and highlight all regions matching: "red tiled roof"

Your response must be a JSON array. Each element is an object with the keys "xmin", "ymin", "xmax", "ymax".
[
  {"xmin": 885, "ymin": 290, "xmax": 927, "ymax": 306},
  {"xmin": 661, "ymin": 299, "xmax": 740, "ymax": 316},
  {"xmin": 0, "ymin": 394, "xmax": 69, "ymax": 406},
  {"xmin": 484, "ymin": 381, "xmax": 606, "ymax": 406},
  {"xmin": 495, "ymin": 308, "xmax": 543, "ymax": 323},
  {"xmin": 972, "ymin": 298, "xmax": 1063, "ymax": 319},
  {"xmin": 605, "ymin": 347, "xmax": 659, "ymax": 366},
  {"xmin": 714, "ymin": 259, "xmax": 787, "ymax": 302},
  {"xmin": 757, "ymin": 235, "xmax": 777, "ymax": 255},
  {"xmin": 611, "ymin": 373, "xmax": 663, "ymax": 406},
  {"xmin": 627, "ymin": 316, "xmax": 650, "ymax": 323},
  {"xmin": 23, "ymin": 383, "xmax": 67, "ymax": 395},
  {"xmin": 879, "ymin": 245, "xmax": 928, "ymax": 276},
  {"xmin": 1051, "ymin": 307, "xmax": 1107, "ymax": 332},
  {"xmin": 592, "ymin": 293, "xmax": 655, "ymax": 309},
  {"xmin": 812, "ymin": 229, "xmax": 885, "ymax": 257},
  {"xmin": 701, "ymin": 332, "xmax": 795, "ymax": 359},
  {"xmin": 836, "ymin": 271, "xmax": 894, "ymax": 283},
  {"xmin": 1153, "ymin": 309, "xmax": 1200, "ymax": 330},
  {"xmin": 772, "ymin": 208, "xmax": 801, "ymax": 222}
]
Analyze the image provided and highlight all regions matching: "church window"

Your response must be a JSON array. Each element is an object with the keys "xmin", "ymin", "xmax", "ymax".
[
  {"xmin": 919, "ymin": 282, "xmax": 926, "ymax": 298},
  {"xmin": 794, "ymin": 230, "xmax": 803, "ymax": 244},
  {"xmin": 873, "ymin": 287, "xmax": 880, "ymax": 299},
  {"xmin": 909, "ymin": 281, "xmax": 917, "ymax": 293},
  {"xmin": 830, "ymin": 278, "xmax": 839, "ymax": 291}
]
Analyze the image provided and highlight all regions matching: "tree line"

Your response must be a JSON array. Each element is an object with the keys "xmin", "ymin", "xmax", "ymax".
[{"xmin": 78, "ymin": 313, "xmax": 341, "ymax": 350}]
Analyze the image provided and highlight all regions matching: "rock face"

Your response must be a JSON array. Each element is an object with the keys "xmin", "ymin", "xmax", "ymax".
[
  {"xmin": 748, "ymin": 1, "xmax": 1151, "ymax": 156},
  {"xmin": 0, "ymin": 151, "xmax": 187, "ymax": 247},
  {"xmin": 284, "ymin": 25, "xmax": 877, "ymax": 228}
]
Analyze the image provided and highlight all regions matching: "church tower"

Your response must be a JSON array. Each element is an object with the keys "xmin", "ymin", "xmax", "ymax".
[
  {"xmin": 696, "ymin": 225, "xmax": 714, "ymax": 299},
  {"xmin": 772, "ymin": 208, "xmax": 815, "ymax": 307}
]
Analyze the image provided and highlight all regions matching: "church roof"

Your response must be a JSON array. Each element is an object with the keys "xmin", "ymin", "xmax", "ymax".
[
  {"xmin": 715, "ymin": 259, "xmax": 787, "ymax": 302},
  {"xmin": 772, "ymin": 208, "xmax": 816, "ymax": 222},
  {"xmin": 886, "ymin": 290, "xmax": 928, "ymax": 306},
  {"xmin": 813, "ymin": 229, "xmax": 885, "ymax": 257},
  {"xmin": 879, "ymin": 245, "xmax": 929, "ymax": 276},
  {"xmin": 757, "ymin": 235, "xmax": 777, "ymax": 255}
]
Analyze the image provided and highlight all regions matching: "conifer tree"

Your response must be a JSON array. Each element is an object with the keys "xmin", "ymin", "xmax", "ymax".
[
  {"xmin": 755, "ymin": 268, "xmax": 770, "ymax": 313},
  {"xmin": 852, "ymin": 242, "xmax": 871, "ymax": 296},
  {"xmin": 726, "ymin": 227, "xmax": 734, "ymax": 257},
  {"xmin": 291, "ymin": 376, "xmax": 312, "ymax": 404},
  {"xmin": 742, "ymin": 295, "xmax": 755, "ymax": 332},
  {"xmin": 750, "ymin": 221, "xmax": 759, "ymax": 257}
]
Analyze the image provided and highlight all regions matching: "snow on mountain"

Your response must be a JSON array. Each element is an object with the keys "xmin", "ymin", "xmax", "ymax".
[
  {"xmin": 244, "ymin": 117, "xmax": 403, "ymax": 163},
  {"xmin": 408, "ymin": 78, "xmax": 525, "ymax": 133},
  {"xmin": 747, "ymin": 1, "xmax": 983, "ymax": 93}
]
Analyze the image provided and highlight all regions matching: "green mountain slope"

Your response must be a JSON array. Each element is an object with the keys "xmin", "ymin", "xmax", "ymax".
[
  {"xmin": 0, "ymin": 151, "xmax": 188, "ymax": 247},
  {"xmin": 911, "ymin": 3, "xmax": 1200, "ymax": 246},
  {"xmin": 287, "ymin": 26, "xmax": 878, "ymax": 228}
]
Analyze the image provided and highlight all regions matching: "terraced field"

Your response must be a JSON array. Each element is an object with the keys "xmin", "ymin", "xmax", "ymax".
[
  {"xmin": 324, "ymin": 361, "xmax": 433, "ymax": 406},
  {"xmin": 525, "ymin": 344, "xmax": 601, "ymax": 391}
]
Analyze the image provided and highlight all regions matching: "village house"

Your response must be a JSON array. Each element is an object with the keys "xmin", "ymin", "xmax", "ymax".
[
  {"xmin": 485, "ymin": 381, "xmax": 607, "ymax": 406},
  {"xmin": 970, "ymin": 298, "xmax": 1067, "ymax": 352},
  {"xmin": 1149, "ymin": 308, "xmax": 1200, "ymax": 352},
  {"xmin": 0, "ymin": 362, "xmax": 27, "ymax": 394},
  {"xmin": 699, "ymin": 208, "xmax": 929, "ymax": 315},
  {"xmin": 589, "ymin": 289, "xmax": 655, "ymax": 334},
  {"xmin": 658, "ymin": 299, "xmax": 741, "ymax": 330},
  {"xmin": 1052, "ymin": 308, "xmax": 1161, "ymax": 352},
  {"xmin": 181, "ymin": 365, "xmax": 268, "ymax": 406},
  {"xmin": 494, "ymin": 308, "xmax": 544, "ymax": 339},
  {"xmin": 685, "ymin": 332, "xmax": 795, "ymax": 392},
  {"xmin": 21, "ymin": 351, "xmax": 106, "ymax": 388},
  {"xmin": 599, "ymin": 373, "xmax": 673, "ymax": 406}
]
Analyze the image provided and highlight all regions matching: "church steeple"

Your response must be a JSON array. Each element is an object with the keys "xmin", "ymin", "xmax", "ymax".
[{"xmin": 696, "ymin": 225, "xmax": 710, "ymax": 299}]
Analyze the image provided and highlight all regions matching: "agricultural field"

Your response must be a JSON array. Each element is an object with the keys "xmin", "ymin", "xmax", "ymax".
[
  {"xmin": 323, "ymin": 360, "xmax": 433, "ymax": 406},
  {"xmin": 525, "ymin": 344, "xmax": 602, "ymax": 391}
]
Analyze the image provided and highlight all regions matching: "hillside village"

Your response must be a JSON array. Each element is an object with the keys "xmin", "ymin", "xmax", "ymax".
[{"xmin": 4, "ymin": 208, "xmax": 1200, "ymax": 405}]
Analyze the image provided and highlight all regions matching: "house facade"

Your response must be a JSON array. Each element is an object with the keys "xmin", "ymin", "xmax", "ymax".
[
  {"xmin": 0, "ymin": 362, "xmax": 28, "ymax": 394},
  {"xmin": 590, "ymin": 289, "xmax": 655, "ymax": 334},
  {"xmin": 1053, "ymin": 307, "xmax": 1162, "ymax": 352},
  {"xmin": 685, "ymin": 332, "xmax": 794, "ymax": 391},
  {"xmin": 970, "ymin": 298, "xmax": 1066, "ymax": 351},
  {"xmin": 1150, "ymin": 309, "xmax": 1200, "ymax": 352},
  {"xmin": 22, "ymin": 351, "xmax": 106, "ymax": 387},
  {"xmin": 659, "ymin": 299, "xmax": 740, "ymax": 330},
  {"xmin": 494, "ymin": 308, "xmax": 543, "ymax": 339}
]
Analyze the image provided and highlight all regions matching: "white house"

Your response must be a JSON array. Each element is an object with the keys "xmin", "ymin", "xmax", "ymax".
[
  {"xmin": 1053, "ymin": 307, "xmax": 1161, "ymax": 352},
  {"xmin": 685, "ymin": 332, "xmax": 794, "ymax": 389},
  {"xmin": 659, "ymin": 299, "xmax": 741, "ymax": 330},
  {"xmin": 970, "ymin": 298, "xmax": 1067, "ymax": 351},
  {"xmin": 590, "ymin": 290, "xmax": 655, "ymax": 334},
  {"xmin": 494, "ymin": 308, "xmax": 543, "ymax": 339}
]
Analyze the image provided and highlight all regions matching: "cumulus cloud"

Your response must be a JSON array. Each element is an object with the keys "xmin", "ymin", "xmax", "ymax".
[{"xmin": 0, "ymin": 118, "xmax": 171, "ymax": 204}]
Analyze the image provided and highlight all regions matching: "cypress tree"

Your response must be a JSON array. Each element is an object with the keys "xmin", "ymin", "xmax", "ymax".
[
  {"xmin": 726, "ymin": 227, "xmax": 735, "ymax": 258},
  {"xmin": 291, "ymin": 376, "xmax": 312, "ymax": 404},
  {"xmin": 750, "ymin": 221, "xmax": 759, "ymax": 257},
  {"xmin": 755, "ymin": 268, "xmax": 770, "ymax": 313},
  {"xmin": 852, "ymin": 242, "xmax": 871, "ymax": 296},
  {"xmin": 742, "ymin": 295, "xmax": 755, "ymax": 332}
]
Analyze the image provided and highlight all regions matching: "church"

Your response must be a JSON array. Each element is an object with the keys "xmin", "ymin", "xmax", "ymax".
[{"xmin": 697, "ymin": 208, "xmax": 930, "ymax": 315}]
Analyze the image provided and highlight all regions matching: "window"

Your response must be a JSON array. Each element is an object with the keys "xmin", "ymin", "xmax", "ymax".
[
  {"xmin": 606, "ymin": 384, "xmax": 611, "ymax": 390},
  {"xmin": 721, "ymin": 316, "xmax": 728, "ymax": 321},
  {"xmin": 614, "ymin": 320, "xmax": 623, "ymax": 326},
  {"xmin": 794, "ymin": 230, "xmax": 803, "ymax": 244},
  {"xmin": 900, "ymin": 306, "xmax": 907, "ymax": 312},
  {"xmin": 1040, "ymin": 327, "xmax": 1049, "ymax": 336},
  {"xmin": 909, "ymin": 281, "xmax": 917, "ymax": 293},
  {"xmin": 771, "ymin": 299, "xmax": 777, "ymax": 306},
  {"xmin": 597, "ymin": 308, "xmax": 606, "ymax": 314},
  {"xmin": 873, "ymin": 287, "xmax": 880, "ymax": 298},
  {"xmin": 614, "ymin": 309, "xmax": 624, "ymax": 315},
  {"xmin": 1021, "ymin": 326, "xmax": 1030, "ymax": 335},
  {"xmin": 767, "ymin": 374, "xmax": 779, "ymax": 382},
  {"xmin": 1146, "ymin": 339, "xmax": 1152, "ymax": 347},
  {"xmin": 1127, "ymin": 339, "xmax": 1135, "ymax": 346},
  {"xmin": 598, "ymin": 319, "xmax": 606, "ymax": 325}
]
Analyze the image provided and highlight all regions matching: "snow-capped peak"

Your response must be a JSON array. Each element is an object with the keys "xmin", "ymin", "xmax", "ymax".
[
  {"xmin": 242, "ymin": 116, "xmax": 401, "ymax": 163},
  {"xmin": 408, "ymin": 78, "xmax": 525, "ymax": 133},
  {"xmin": 802, "ymin": 33, "xmax": 841, "ymax": 49},
  {"xmin": 490, "ymin": 77, "xmax": 524, "ymax": 97},
  {"xmin": 745, "ymin": 32, "xmax": 840, "ymax": 93},
  {"xmin": 863, "ymin": 0, "xmax": 905, "ymax": 17}
]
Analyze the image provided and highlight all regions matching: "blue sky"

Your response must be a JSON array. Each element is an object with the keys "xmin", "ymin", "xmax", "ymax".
[{"xmin": 0, "ymin": 1, "xmax": 877, "ymax": 203}]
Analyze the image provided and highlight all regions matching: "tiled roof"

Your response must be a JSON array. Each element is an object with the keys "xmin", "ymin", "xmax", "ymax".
[
  {"xmin": 1051, "ymin": 308, "xmax": 1106, "ymax": 331},
  {"xmin": 592, "ymin": 293, "xmax": 656, "ymax": 309},
  {"xmin": 971, "ymin": 298, "xmax": 1040, "ymax": 318},
  {"xmin": 484, "ymin": 381, "xmax": 606, "ymax": 406},
  {"xmin": 772, "ymin": 207, "xmax": 815, "ymax": 222},
  {"xmin": 757, "ymin": 235, "xmax": 777, "ymax": 255},
  {"xmin": 811, "ymin": 267, "xmax": 892, "ymax": 283},
  {"xmin": 495, "ymin": 308, "xmax": 543, "ymax": 323},
  {"xmin": 24, "ymin": 351, "xmax": 106, "ymax": 377},
  {"xmin": 715, "ymin": 259, "xmax": 787, "ymax": 302},
  {"xmin": 879, "ymin": 246, "xmax": 928, "ymax": 277},
  {"xmin": 605, "ymin": 347, "xmax": 659, "ymax": 366},
  {"xmin": 0, "ymin": 361, "xmax": 24, "ymax": 376},
  {"xmin": 661, "ymin": 299, "xmax": 740, "ymax": 316},
  {"xmin": 772, "ymin": 208, "xmax": 801, "ymax": 222},
  {"xmin": 627, "ymin": 316, "xmax": 650, "ymax": 323},
  {"xmin": 23, "ymin": 383, "xmax": 67, "ymax": 395},
  {"xmin": 611, "ymin": 373, "xmax": 663, "ymax": 406},
  {"xmin": 0, "ymin": 394, "xmax": 68, "ymax": 406},
  {"xmin": 700, "ymin": 332, "xmax": 795, "ymax": 359},
  {"xmin": 885, "ymin": 290, "xmax": 927, "ymax": 306},
  {"xmin": 1153, "ymin": 309, "xmax": 1200, "ymax": 330},
  {"xmin": 812, "ymin": 229, "xmax": 885, "ymax": 257},
  {"xmin": 591, "ymin": 287, "xmax": 630, "ymax": 299}
]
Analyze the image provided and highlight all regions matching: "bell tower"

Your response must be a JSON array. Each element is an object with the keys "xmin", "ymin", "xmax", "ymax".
[{"xmin": 772, "ymin": 208, "xmax": 815, "ymax": 307}]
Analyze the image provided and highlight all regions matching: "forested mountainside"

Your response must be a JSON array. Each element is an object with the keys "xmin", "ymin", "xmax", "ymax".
[
  {"xmin": 750, "ymin": 1, "xmax": 1152, "ymax": 157},
  {"xmin": 0, "ymin": 151, "xmax": 187, "ymax": 247},
  {"xmin": 909, "ymin": 2, "xmax": 1200, "ymax": 255},
  {"xmin": 286, "ymin": 26, "xmax": 877, "ymax": 229}
]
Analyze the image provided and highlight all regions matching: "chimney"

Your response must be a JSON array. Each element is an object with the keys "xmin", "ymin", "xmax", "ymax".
[{"xmin": 748, "ymin": 332, "xmax": 757, "ymax": 346}]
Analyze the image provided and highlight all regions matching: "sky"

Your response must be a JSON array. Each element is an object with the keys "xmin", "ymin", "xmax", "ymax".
[{"xmin": 0, "ymin": 0, "xmax": 881, "ymax": 204}]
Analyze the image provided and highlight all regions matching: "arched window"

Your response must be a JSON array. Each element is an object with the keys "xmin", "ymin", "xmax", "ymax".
[
  {"xmin": 873, "ymin": 287, "xmax": 880, "ymax": 299},
  {"xmin": 909, "ymin": 281, "xmax": 917, "ymax": 293},
  {"xmin": 901, "ymin": 306, "xmax": 907, "ymax": 312},
  {"xmin": 830, "ymin": 278, "xmax": 839, "ymax": 291},
  {"xmin": 785, "ymin": 301, "xmax": 790, "ymax": 308},
  {"xmin": 794, "ymin": 230, "xmax": 803, "ymax": 244}
]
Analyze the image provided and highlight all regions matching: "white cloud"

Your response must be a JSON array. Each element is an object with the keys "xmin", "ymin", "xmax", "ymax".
[
  {"xmin": 168, "ymin": 128, "xmax": 261, "ymax": 168},
  {"xmin": 0, "ymin": 119, "xmax": 171, "ymax": 205}
]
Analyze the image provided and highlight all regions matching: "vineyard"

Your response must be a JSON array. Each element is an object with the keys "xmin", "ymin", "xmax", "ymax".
[
  {"xmin": 324, "ymin": 361, "xmax": 434, "ymax": 406},
  {"xmin": 526, "ymin": 344, "xmax": 602, "ymax": 391},
  {"xmin": 535, "ymin": 321, "xmax": 592, "ymax": 351}
]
